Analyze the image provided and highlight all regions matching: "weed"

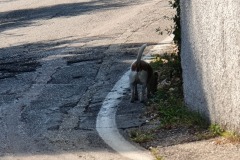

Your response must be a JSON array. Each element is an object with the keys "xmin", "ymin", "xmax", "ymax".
[
  {"xmin": 209, "ymin": 124, "xmax": 224, "ymax": 136},
  {"xmin": 150, "ymin": 147, "xmax": 164, "ymax": 160},
  {"xmin": 149, "ymin": 54, "xmax": 208, "ymax": 130},
  {"xmin": 208, "ymin": 125, "xmax": 240, "ymax": 143},
  {"xmin": 129, "ymin": 129, "xmax": 154, "ymax": 143},
  {"xmin": 157, "ymin": 98, "xmax": 208, "ymax": 129},
  {"xmin": 169, "ymin": 0, "xmax": 181, "ymax": 53},
  {"xmin": 149, "ymin": 53, "xmax": 240, "ymax": 144},
  {"xmin": 157, "ymin": 0, "xmax": 181, "ymax": 76},
  {"xmin": 222, "ymin": 131, "xmax": 240, "ymax": 143},
  {"xmin": 196, "ymin": 131, "xmax": 216, "ymax": 140}
]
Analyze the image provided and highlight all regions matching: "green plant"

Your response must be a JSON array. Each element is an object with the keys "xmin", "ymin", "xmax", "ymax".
[
  {"xmin": 149, "ymin": 54, "xmax": 208, "ymax": 130},
  {"xmin": 222, "ymin": 131, "xmax": 240, "ymax": 143},
  {"xmin": 169, "ymin": 0, "xmax": 181, "ymax": 52},
  {"xmin": 150, "ymin": 147, "xmax": 164, "ymax": 160},
  {"xmin": 156, "ymin": 0, "xmax": 181, "ymax": 53},
  {"xmin": 204, "ymin": 124, "xmax": 240, "ymax": 143},
  {"xmin": 209, "ymin": 124, "xmax": 224, "ymax": 136},
  {"xmin": 156, "ymin": 0, "xmax": 182, "ymax": 78},
  {"xmin": 130, "ymin": 129, "xmax": 153, "ymax": 143},
  {"xmin": 157, "ymin": 98, "xmax": 208, "ymax": 129},
  {"xmin": 150, "ymin": 54, "xmax": 182, "ymax": 103}
]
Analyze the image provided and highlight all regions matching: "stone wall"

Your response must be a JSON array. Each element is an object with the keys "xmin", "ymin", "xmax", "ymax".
[{"xmin": 180, "ymin": 0, "xmax": 240, "ymax": 132}]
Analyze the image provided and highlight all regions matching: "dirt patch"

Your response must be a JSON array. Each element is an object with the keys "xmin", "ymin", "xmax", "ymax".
[{"xmin": 124, "ymin": 113, "xmax": 240, "ymax": 160}]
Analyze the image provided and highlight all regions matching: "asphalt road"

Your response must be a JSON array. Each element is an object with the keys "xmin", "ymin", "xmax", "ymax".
[{"xmin": 0, "ymin": 0, "xmax": 173, "ymax": 159}]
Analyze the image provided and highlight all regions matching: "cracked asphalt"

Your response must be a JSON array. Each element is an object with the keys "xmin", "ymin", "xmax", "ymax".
[{"xmin": 0, "ymin": 0, "xmax": 174, "ymax": 159}]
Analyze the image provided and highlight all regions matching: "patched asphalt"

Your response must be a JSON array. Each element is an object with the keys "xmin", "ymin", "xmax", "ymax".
[{"xmin": 0, "ymin": 0, "xmax": 174, "ymax": 159}]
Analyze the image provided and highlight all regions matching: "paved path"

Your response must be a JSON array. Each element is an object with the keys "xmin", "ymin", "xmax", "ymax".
[{"xmin": 0, "ymin": 0, "xmax": 173, "ymax": 159}]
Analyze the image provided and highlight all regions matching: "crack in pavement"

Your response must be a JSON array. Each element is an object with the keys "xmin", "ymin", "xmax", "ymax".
[
  {"xmin": 0, "ymin": 52, "xmax": 72, "ymax": 154},
  {"xmin": 0, "ymin": 0, "xmax": 174, "ymax": 159}
]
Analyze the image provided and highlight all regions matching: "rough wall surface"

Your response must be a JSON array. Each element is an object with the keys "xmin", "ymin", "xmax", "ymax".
[{"xmin": 180, "ymin": 0, "xmax": 240, "ymax": 132}]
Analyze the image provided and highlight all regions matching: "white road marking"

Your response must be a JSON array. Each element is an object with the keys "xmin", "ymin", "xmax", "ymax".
[{"xmin": 96, "ymin": 35, "xmax": 173, "ymax": 160}]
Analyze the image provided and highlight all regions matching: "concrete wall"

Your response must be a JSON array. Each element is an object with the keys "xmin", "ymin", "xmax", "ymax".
[{"xmin": 180, "ymin": 0, "xmax": 240, "ymax": 132}]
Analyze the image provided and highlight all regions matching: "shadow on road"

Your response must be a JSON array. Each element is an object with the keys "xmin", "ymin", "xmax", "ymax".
[
  {"xmin": 0, "ymin": 0, "xmax": 140, "ymax": 32},
  {"xmin": 0, "ymin": 36, "xmax": 163, "ymax": 158},
  {"xmin": 0, "ymin": 35, "xmax": 162, "ymax": 78}
]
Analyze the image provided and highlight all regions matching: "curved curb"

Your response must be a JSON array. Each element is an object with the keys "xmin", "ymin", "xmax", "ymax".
[
  {"xmin": 96, "ymin": 35, "xmax": 173, "ymax": 160},
  {"xmin": 96, "ymin": 70, "xmax": 153, "ymax": 160}
]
